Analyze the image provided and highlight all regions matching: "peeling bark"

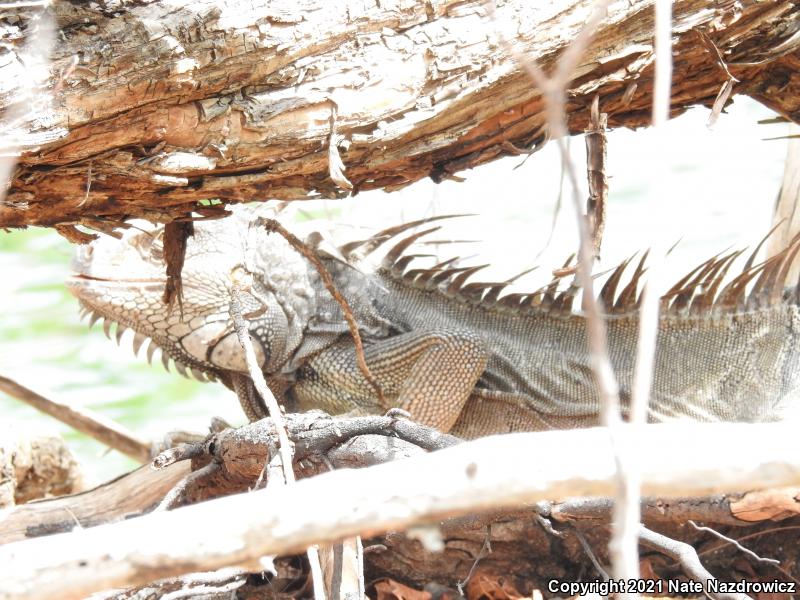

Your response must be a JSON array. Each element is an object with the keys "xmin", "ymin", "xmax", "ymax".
[
  {"xmin": 1, "ymin": 0, "xmax": 799, "ymax": 229},
  {"xmin": 0, "ymin": 433, "xmax": 84, "ymax": 508}
]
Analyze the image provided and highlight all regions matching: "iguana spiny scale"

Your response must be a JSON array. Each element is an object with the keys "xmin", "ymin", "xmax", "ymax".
[{"xmin": 67, "ymin": 206, "xmax": 800, "ymax": 437}]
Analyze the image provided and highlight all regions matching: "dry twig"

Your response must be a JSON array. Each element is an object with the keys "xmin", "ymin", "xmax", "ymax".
[
  {"xmin": 639, "ymin": 526, "xmax": 748, "ymax": 600},
  {"xmin": 260, "ymin": 217, "xmax": 385, "ymax": 407},
  {"xmin": 490, "ymin": 0, "xmax": 641, "ymax": 589},
  {"xmin": 458, "ymin": 531, "xmax": 492, "ymax": 593},
  {"xmin": 228, "ymin": 283, "xmax": 294, "ymax": 483},
  {"xmin": 687, "ymin": 520, "xmax": 780, "ymax": 566},
  {"xmin": 584, "ymin": 95, "xmax": 607, "ymax": 259},
  {"xmin": 572, "ymin": 526, "xmax": 610, "ymax": 581},
  {"xmin": 0, "ymin": 373, "xmax": 152, "ymax": 463},
  {"xmin": 152, "ymin": 441, "xmax": 207, "ymax": 470},
  {"xmin": 622, "ymin": 4, "xmax": 676, "ymax": 590},
  {"xmin": 696, "ymin": 30, "xmax": 738, "ymax": 128},
  {"xmin": 229, "ymin": 278, "xmax": 326, "ymax": 599}
]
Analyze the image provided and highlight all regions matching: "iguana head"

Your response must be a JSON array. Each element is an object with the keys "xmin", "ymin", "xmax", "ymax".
[{"xmin": 66, "ymin": 206, "xmax": 316, "ymax": 380}]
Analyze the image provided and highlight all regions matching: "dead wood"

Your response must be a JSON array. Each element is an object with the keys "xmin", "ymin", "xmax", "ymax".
[
  {"xmin": 584, "ymin": 96, "xmax": 608, "ymax": 260},
  {"xmin": 638, "ymin": 526, "xmax": 748, "ymax": 600},
  {"xmin": 730, "ymin": 487, "xmax": 800, "ymax": 522},
  {"xmin": 0, "ymin": 461, "xmax": 189, "ymax": 541},
  {"xmin": 547, "ymin": 496, "xmax": 765, "ymax": 528},
  {"xmin": 0, "ymin": 413, "xmax": 432, "ymax": 544},
  {"xmin": 0, "ymin": 374, "xmax": 153, "ymax": 463},
  {"xmin": 261, "ymin": 218, "xmax": 385, "ymax": 406},
  {"xmin": 90, "ymin": 563, "xmax": 306, "ymax": 600},
  {"xmin": 162, "ymin": 220, "xmax": 195, "ymax": 311},
  {"xmin": 0, "ymin": 432, "xmax": 83, "ymax": 508},
  {"xmin": 2, "ymin": 417, "xmax": 800, "ymax": 599},
  {"xmin": 1, "ymin": 1, "xmax": 799, "ymax": 229}
]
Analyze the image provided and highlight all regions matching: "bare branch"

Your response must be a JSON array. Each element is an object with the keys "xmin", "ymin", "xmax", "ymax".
[
  {"xmin": 584, "ymin": 95, "xmax": 608, "ymax": 258},
  {"xmin": 619, "ymin": 1, "xmax": 676, "ymax": 592},
  {"xmin": 228, "ymin": 283, "xmax": 294, "ymax": 485},
  {"xmin": 491, "ymin": 0, "xmax": 647, "ymax": 591},
  {"xmin": 0, "ymin": 462, "xmax": 190, "ymax": 544},
  {"xmin": 152, "ymin": 441, "xmax": 207, "ymax": 470},
  {"xmin": 229, "ymin": 278, "xmax": 327, "ymax": 599},
  {"xmin": 639, "ymin": 526, "xmax": 749, "ymax": 600},
  {"xmin": 0, "ymin": 374, "xmax": 152, "ymax": 464},
  {"xmin": 687, "ymin": 520, "xmax": 780, "ymax": 566},
  {"xmin": 549, "ymin": 496, "xmax": 754, "ymax": 528},
  {"xmin": 260, "ymin": 218, "xmax": 385, "ymax": 407},
  {"xmin": 2, "ymin": 421, "xmax": 800, "ymax": 600}
]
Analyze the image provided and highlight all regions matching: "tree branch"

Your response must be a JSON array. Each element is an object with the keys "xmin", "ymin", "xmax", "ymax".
[
  {"xmin": 0, "ymin": 374, "xmax": 152, "ymax": 463},
  {"xmin": 2, "ymin": 1, "xmax": 799, "ymax": 227},
  {"xmin": 2, "ymin": 421, "xmax": 800, "ymax": 600}
]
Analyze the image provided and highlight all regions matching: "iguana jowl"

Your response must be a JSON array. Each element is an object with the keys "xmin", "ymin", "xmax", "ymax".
[{"xmin": 66, "ymin": 207, "xmax": 800, "ymax": 438}]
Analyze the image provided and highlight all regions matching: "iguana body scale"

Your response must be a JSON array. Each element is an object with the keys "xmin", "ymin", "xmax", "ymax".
[{"xmin": 67, "ymin": 207, "xmax": 800, "ymax": 437}]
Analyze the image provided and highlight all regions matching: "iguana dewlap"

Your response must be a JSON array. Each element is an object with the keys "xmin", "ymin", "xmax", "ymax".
[{"xmin": 66, "ymin": 206, "xmax": 800, "ymax": 438}]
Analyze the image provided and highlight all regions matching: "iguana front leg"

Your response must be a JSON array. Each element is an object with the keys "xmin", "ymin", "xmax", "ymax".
[
  {"xmin": 291, "ymin": 330, "xmax": 489, "ymax": 432},
  {"xmin": 230, "ymin": 373, "xmax": 269, "ymax": 421},
  {"xmin": 230, "ymin": 373, "xmax": 296, "ymax": 422}
]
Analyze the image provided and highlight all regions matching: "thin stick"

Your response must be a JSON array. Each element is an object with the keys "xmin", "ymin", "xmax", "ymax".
[
  {"xmin": 229, "ymin": 281, "xmax": 326, "ymax": 599},
  {"xmin": 490, "ymin": 0, "xmax": 619, "ymax": 426},
  {"xmin": 490, "ymin": 0, "xmax": 639, "ymax": 591},
  {"xmin": 699, "ymin": 525, "xmax": 800, "ymax": 557},
  {"xmin": 694, "ymin": 525, "xmax": 800, "ymax": 587},
  {"xmin": 626, "ymin": 3, "xmax": 675, "ymax": 592},
  {"xmin": 639, "ymin": 526, "xmax": 748, "ymax": 600},
  {"xmin": 632, "ymin": 0, "xmax": 673, "ymax": 425},
  {"xmin": 228, "ymin": 284, "xmax": 295, "ymax": 483},
  {"xmin": 0, "ymin": 373, "xmax": 152, "ymax": 463},
  {"xmin": 572, "ymin": 526, "xmax": 610, "ymax": 581},
  {"xmin": 458, "ymin": 531, "xmax": 491, "ymax": 593},
  {"xmin": 584, "ymin": 95, "xmax": 607, "ymax": 259},
  {"xmin": 688, "ymin": 520, "xmax": 780, "ymax": 566},
  {"xmin": 152, "ymin": 442, "xmax": 206, "ymax": 470},
  {"xmin": 260, "ymin": 217, "xmax": 386, "ymax": 408}
]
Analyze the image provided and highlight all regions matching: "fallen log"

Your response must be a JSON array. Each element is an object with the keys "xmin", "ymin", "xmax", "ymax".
[{"xmin": 2, "ymin": 0, "xmax": 799, "ymax": 228}]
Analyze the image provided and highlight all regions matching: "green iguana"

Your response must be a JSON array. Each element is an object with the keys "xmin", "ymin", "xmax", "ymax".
[{"xmin": 66, "ymin": 206, "xmax": 800, "ymax": 438}]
